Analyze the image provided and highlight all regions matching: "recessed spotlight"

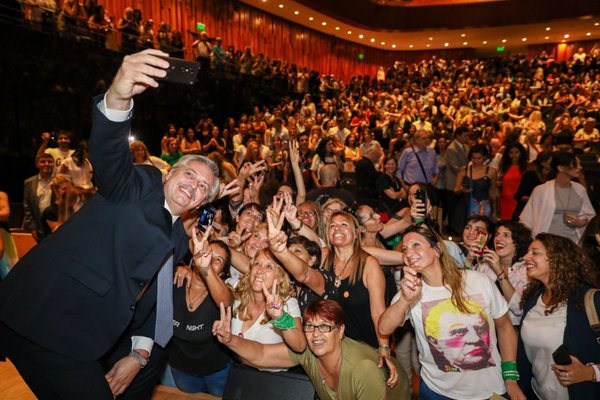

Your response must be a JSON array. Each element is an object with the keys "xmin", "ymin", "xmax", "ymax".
[
  {"xmin": 308, "ymin": 16, "xmax": 314, "ymax": 21},
  {"xmin": 586, "ymin": 32, "xmax": 591, "ymax": 36},
  {"xmin": 409, "ymin": 44, "xmax": 414, "ymax": 48},
  {"xmin": 293, "ymin": 10, "xmax": 299, "ymax": 15},
  {"xmin": 321, "ymin": 21, "xmax": 327, "ymax": 26},
  {"xmin": 392, "ymin": 44, "xmax": 397, "ymax": 48},
  {"xmin": 482, "ymin": 40, "xmax": 488, "ymax": 44},
  {"xmin": 444, "ymin": 42, "xmax": 449, "ymax": 47},
  {"xmin": 380, "ymin": 41, "xmax": 385, "ymax": 45},
  {"xmin": 461, "ymin": 33, "xmax": 466, "ymax": 37},
  {"xmin": 347, "ymin": 30, "xmax": 352, "ymax": 34},
  {"xmin": 358, "ymin": 34, "xmax": 364, "ymax": 39},
  {"xmin": 261, "ymin": 0, "xmax": 267, "ymax": 2},
  {"xmin": 546, "ymin": 27, "xmax": 551, "ymax": 31},
  {"xmin": 522, "ymin": 37, "xmax": 527, "ymax": 42},
  {"xmin": 562, "ymin": 39, "xmax": 566, "ymax": 42},
  {"xmin": 544, "ymin": 36, "xmax": 550, "ymax": 40},
  {"xmin": 595, "ymin": 22, "xmax": 599, "ymax": 26},
  {"xmin": 463, "ymin": 42, "xmax": 468, "ymax": 46},
  {"xmin": 278, "ymin": 4, "xmax": 283, "ymax": 8},
  {"xmin": 428, "ymin": 37, "xmax": 433, "ymax": 41},
  {"xmin": 426, "ymin": 44, "xmax": 430, "ymax": 47},
  {"xmin": 370, "ymin": 38, "xmax": 375, "ymax": 43},
  {"xmin": 335, "ymin": 26, "xmax": 340, "ymax": 30},
  {"xmin": 502, "ymin": 39, "xmax": 507, "ymax": 43},
  {"xmin": 564, "ymin": 34, "xmax": 569, "ymax": 38}
]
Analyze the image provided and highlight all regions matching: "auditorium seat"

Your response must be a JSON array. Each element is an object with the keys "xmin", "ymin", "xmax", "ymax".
[{"xmin": 10, "ymin": 232, "xmax": 37, "ymax": 258}]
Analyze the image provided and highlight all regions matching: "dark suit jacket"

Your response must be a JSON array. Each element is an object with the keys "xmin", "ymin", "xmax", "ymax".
[
  {"xmin": 0, "ymin": 96, "xmax": 189, "ymax": 362},
  {"xmin": 22, "ymin": 175, "xmax": 43, "ymax": 234}
]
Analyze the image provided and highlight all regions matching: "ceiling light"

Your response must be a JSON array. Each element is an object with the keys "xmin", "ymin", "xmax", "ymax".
[
  {"xmin": 544, "ymin": 36, "xmax": 550, "ymax": 40},
  {"xmin": 293, "ymin": 10, "xmax": 299, "ymax": 15},
  {"xmin": 261, "ymin": 0, "xmax": 267, "ymax": 2},
  {"xmin": 546, "ymin": 27, "xmax": 551, "ymax": 31},
  {"xmin": 501, "ymin": 39, "xmax": 507, "ymax": 43},
  {"xmin": 308, "ymin": 16, "xmax": 314, "ymax": 21},
  {"xmin": 321, "ymin": 22, "xmax": 327, "ymax": 26},
  {"xmin": 347, "ymin": 30, "xmax": 352, "ymax": 34},
  {"xmin": 482, "ymin": 40, "xmax": 488, "ymax": 44},
  {"xmin": 463, "ymin": 42, "xmax": 468, "ymax": 46},
  {"xmin": 392, "ymin": 44, "xmax": 397, "ymax": 48},
  {"xmin": 564, "ymin": 34, "xmax": 569, "ymax": 38},
  {"xmin": 370, "ymin": 38, "xmax": 375, "ymax": 43},
  {"xmin": 335, "ymin": 26, "xmax": 340, "ymax": 30},
  {"xmin": 278, "ymin": 4, "xmax": 283, "ymax": 8},
  {"xmin": 426, "ymin": 44, "xmax": 430, "ymax": 47},
  {"xmin": 358, "ymin": 34, "xmax": 364, "ymax": 39},
  {"xmin": 409, "ymin": 44, "xmax": 413, "ymax": 48},
  {"xmin": 380, "ymin": 41, "xmax": 385, "ymax": 45},
  {"xmin": 444, "ymin": 42, "xmax": 449, "ymax": 47},
  {"xmin": 428, "ymin": 37, "xmax": 433, "ymax": 41},
  {"xmin": 461, "ymin": 33, "xmax": 466, "ymax": 37},
  {"xmin": 595, "ymin": 22, "xmax": 600, "ymax": 26},
  {"xmin": 587, "ymin": 32, "xmax": 591, "ymax": 36},
  {"xmin": 562, "ymin": 39, "xmax": 566, "ymax": 42},
  {"xmin": 522, "ymin": 37, "xmax": 527, "ymax": 42}
]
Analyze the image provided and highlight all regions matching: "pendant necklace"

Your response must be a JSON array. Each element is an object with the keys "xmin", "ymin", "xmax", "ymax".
[
  {"xmin": 334, "ymin": 254, "xmax": 353, "ymax": 288},
  {"xmin": 318, "ymin": 350, "xmax": 342, "ymax": 387}
]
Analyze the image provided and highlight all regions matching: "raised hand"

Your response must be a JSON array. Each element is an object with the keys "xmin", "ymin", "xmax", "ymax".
[
  {"xmin": 191, "ymin": 225, "xmax": 213, "ymax": 270},
  {"xmin": 212, "ymin": 302, "xmax": 233, "ymax": 344},
  {"xmin": 262, "ymin": 280, "xmax": 283, "ymax": 320},
  {"xmin": 481, "ymin": 248, "xmax": 501, "ymax": 275},
  {"xmin": 248, "ymin": 173, "xmax": 265, "ymax": 202},
  {"xmin": 228, "ymin": 225, "xmax": 252, "ymax": 249},
  {"xmin": 281, "ymin": 192, "xmax": 298, "ymax": 223},
  {"xmin": 400, "ymin": 266, "xmax": 422, "ymax": 303},
  {"xmin": 240, "ymin": 160, "xmax": 267, "ymax": 181},
  {"xmin": 173, "ymin": 265, "xmax": 192, "ymax": 288},
  {"xmin": 267, "ymin": 203, "xmax": 287, "ymax": 254},
  {"xmin": 289, "ymin": 140, "xmax": 300, "ymax": 165},
  {"xmin": 218, "ymin": 179, "xmax": 241, "ymax": 200}
]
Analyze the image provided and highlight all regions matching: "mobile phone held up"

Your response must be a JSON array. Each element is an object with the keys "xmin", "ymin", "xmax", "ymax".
[
  {"xmin": 156, "ymin": 56, "xmax": 200, "ymax": 85},
  {"xmin": 552, "ymin": 344, "xmax": 572, "ymax": 366},
  {"xmin": 415, "ymin": 188, "xmax": 427, "ymax": 207},
  {"xmin": 474, "ymin": 232, "xmax": 488, "ymax": 257},
  {"xmin": 197, "ymin": 206, "xmax": 216, "ymax": 233}
]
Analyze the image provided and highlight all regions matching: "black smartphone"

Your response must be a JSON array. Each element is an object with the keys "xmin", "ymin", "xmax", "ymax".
[
  {"xmin": 197, "ymin": 205, "xmax": 216, "ymax": 233},
  {"xmin": 415, "ymin": 188, "xmax": 427, "ymax": 206},
  {"xmin": 156, "ymin": 56, "xmax": 200, "ymax": 85},
  {"xmin": 552, "ymin": 344, "xmax": 572, "ymax": 365}
]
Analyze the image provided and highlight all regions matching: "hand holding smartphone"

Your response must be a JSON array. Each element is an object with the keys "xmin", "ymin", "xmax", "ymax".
[
  {"xmin": 197, "ymin": 205, "xmax": 216, "ymax": 233},
  {"xmin": 474, "ymin": 232, "xmax": 488, "ymax": 257},
  {"xmin": 552, "ymin": 344, "xmax": 572, "ymax": 365},
  {"xmin": 156, "ymin": 56, "xmax": 200, "ymax": 85}
]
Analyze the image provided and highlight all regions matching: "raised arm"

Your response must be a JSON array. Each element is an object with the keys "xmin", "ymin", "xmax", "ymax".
[{"xmin": 288, "ymin": 140, "xmax": 306, "ymax": 205}]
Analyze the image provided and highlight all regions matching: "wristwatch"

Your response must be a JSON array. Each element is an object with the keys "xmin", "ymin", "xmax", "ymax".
[{"xmin": 129, "ymin": 350, "xmax": 149, "ymax": 368}]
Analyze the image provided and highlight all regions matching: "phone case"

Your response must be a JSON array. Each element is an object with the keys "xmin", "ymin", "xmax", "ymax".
[
  {"xmin": 157, "ymin": 56, "xmax": 200, "ymax": 85},
  {"xmin": 552, "ymin": 344, "xmax": 572, "ymax": 365},
  {"xmin": 475, "ymin": 232, "xmax": 487, "ymax": 257}
]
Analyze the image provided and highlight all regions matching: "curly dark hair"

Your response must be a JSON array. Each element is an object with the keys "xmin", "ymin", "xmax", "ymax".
[
  {"xmin": 500, "ymin": 142, "xmax": 528, "ymax": 174},
  {"xmin": 495, "ymin": 221, "xmax": 532, "ymax": 265},
  {"xmin": 520, "ymin": 233, "xmax": 600, "ymax": 314}
]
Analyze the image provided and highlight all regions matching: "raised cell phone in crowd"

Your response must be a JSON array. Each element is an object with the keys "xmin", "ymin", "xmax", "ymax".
[
  {"xmin": 197, "ymin": 205, "xmax": 216, "ymax": 233},
  {"xmin": 415, "ymin": 188, "xmax": 427, "ymax": 206},
  {"xmin": 552, "ymin": 344, "xmax": 572, "ymax": 365},
  {"xmin": 156, "ymin": 56, "xmax": 200, "ymax": 85},
  {"xmin": 475, "ymin": 232, "xmax": 488, "ymax": 257}
]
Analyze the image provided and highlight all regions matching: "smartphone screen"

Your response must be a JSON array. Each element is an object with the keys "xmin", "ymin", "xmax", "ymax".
[
  {"xmin": 197, "ymin": 206, "xmax": 216, "ymax": 233},
  {"xmin": 475, "ymin": 232, "xmax": 487, "ymax": 257}
]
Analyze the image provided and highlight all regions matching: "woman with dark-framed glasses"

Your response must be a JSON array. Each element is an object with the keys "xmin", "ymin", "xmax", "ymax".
[{"xmin": 213, "ymin": 299, "xmax": 410, "ymax": 400}]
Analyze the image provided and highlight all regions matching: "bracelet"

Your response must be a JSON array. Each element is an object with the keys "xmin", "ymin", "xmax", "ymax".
[
  {"xmin": 377, "ymin": 344, "xmax": 391, "ymax": 356},
  {"xmin": 501, "ymin": 361, "xmax": 519, "ymax": 381},
  {"xmin": 292, "ymin": 221, "xmax": 304, "ymax": 232},
  {"xmin": 270, "ymin": 311, "xmax": 296, "ymax": 330},
  {"xmin": 199, "ymin": 267, "xmax": 209, "ymax": 277},
  {"xmin": 128, "ymin": 350, "xmax": 148, "ymax": 369}
]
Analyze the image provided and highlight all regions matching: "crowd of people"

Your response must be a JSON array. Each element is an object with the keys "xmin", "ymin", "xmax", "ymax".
[{"xmin": 2, "ymin": 10, "xmax": 600, "ymax": 399}]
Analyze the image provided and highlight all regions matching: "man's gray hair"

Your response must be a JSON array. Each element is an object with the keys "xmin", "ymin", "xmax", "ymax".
[{"xmin": 170, "ymin": 155, "xmax": 220, "ymax": 203}]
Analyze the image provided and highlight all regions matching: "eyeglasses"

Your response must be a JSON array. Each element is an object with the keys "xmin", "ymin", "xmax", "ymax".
[
  {"xmin": 303, "ymin": 324, "xmax": 338, "ymax": 333},
  {"xmin": 357, "ymin": 212, "xmax": 379, "ymax": 224},
  {"xmin": 298, "ymin": 210, "xmax": 317, "ymax": 218}
]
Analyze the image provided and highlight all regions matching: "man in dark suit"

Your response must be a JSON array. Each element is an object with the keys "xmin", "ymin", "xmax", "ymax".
[
  {"xmin": 22, "ymin": 153, "xmax": 55, "ymax": 241},
  {"xmin": 0, "ymin": 50, "xmax": 220, "ymax": 399},
  {"xmin": 444, "ymin": 126, "xmax": 470, "ymax": 234}
]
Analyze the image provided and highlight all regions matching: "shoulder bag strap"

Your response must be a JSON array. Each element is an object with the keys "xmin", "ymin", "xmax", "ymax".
[
  {"xmin": 411, "ymin": 146, "xmax": 429, "ymax": 184},
  {"xmin": 584, "ymin": 288, "xmax": 600, "ymax": 342}
]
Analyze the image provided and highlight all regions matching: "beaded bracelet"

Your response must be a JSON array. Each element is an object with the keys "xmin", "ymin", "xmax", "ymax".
[
  {"xmin": 377, "ymin": 344, "xmax": 391, "ymax": 356},
  {"xmin": 501, "ymin": 361, "xmax": 519, "ymax": 381},
  {"xmin": 270, "ymin": 311, "xmax": 296, "ymax": 330}
]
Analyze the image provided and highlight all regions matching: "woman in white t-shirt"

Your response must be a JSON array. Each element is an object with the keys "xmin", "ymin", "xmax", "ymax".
[
  {"xmin": 59, "ymin": 141, "xmax": 94, "ymax": 189},
  {"xmin": 380, "ymin": 225, "xmax": 525, "ymax": 400}
]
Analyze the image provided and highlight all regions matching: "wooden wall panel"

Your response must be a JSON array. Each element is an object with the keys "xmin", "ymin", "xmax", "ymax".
[{"xmin": 100, "ymin": 0, "xmax": 474, "ymax": 81}]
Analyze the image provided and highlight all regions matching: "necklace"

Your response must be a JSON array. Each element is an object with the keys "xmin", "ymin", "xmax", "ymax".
[
  {"xmin": 334, "ymin": 254, "xmax": 353, "ymax": 288},
  {"xmin": 318, "ymin": 350, "xmax": 342, "ymax": 388},
  {"xmin": 186, "ymin": 285, "xmax": 205, "ymax": 312}
]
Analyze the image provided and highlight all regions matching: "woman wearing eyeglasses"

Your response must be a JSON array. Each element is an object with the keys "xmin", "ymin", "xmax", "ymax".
[
  {"xmin": 213, "ymin": 299, "xmax": 410, "ymax": 399},
  {"xmin": 380, "ymin": 225, "xmax": 526, "ymax": 400}
]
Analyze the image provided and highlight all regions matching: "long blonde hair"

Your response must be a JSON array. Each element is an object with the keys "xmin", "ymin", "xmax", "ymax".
[{"xmin": 233, "ymin": 249, "xmax": 292, "ymax": 325}]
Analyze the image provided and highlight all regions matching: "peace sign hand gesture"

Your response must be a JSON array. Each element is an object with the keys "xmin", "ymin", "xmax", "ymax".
[
  {"xmin": 267, "ymin": 198, "xmax": 287, "ymax": 254},
  {"xmin": 262, "ymin": 280, "xmax": 283, "ymax": 320},
  {"xmin": 191, "ymin": 225, "xmax": 213, "ymax": 270},
  {"xmin": 212, "ymin": 302, "xmax": 233, "ymax": 344},
  {"xmin": 218, "ymin": 179, "xmax": 241, "ymax": 200}
]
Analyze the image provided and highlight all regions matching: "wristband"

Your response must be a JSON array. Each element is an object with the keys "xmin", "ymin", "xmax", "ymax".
[
  {"xmin": 292, "ymin": 221, "xmax": 304, "ymax": 233},
  {"xmin": 501, "ymin": 361, "xmax": 519, "ymax": 381},
  {"xmin": 377, "ymin": 344, "xmax": 391, "ymax": 356},
  {"xmin": 270, "ymin": 311, "xmax": 296, "ymax": 330},
  {"xmin": 129, "ymin": 350, "xmax": 148, "ymax": 368}
]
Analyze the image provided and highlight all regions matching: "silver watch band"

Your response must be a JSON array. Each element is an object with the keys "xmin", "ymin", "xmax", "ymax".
[{"xmin": 128, "ymin": 350, "xmax": 148, "ymax": 368}]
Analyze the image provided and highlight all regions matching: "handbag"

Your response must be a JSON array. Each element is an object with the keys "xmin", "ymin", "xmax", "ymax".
[{"xmin": 584, "ymin": 288, "xmax": 600, "ymax": 344}]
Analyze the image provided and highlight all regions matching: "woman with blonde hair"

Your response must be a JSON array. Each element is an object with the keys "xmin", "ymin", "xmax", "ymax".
[
  {"xmin": 129, "ymin": 140, "xmax": 170, "ymax": 175},
  {"xmin": 380, "ymin": 225, "xmax": 525, "ymax": 400}
]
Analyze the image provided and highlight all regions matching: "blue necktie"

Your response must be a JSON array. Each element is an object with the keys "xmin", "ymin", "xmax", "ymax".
[{"xmin": 154, "ymin": 253, "xmax": 174, "ymax": 347}]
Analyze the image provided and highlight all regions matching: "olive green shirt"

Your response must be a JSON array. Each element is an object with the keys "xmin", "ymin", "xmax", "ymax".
[{"xmin": 288, "ymin": 337, "xmax": 410, "ymax": 400}]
